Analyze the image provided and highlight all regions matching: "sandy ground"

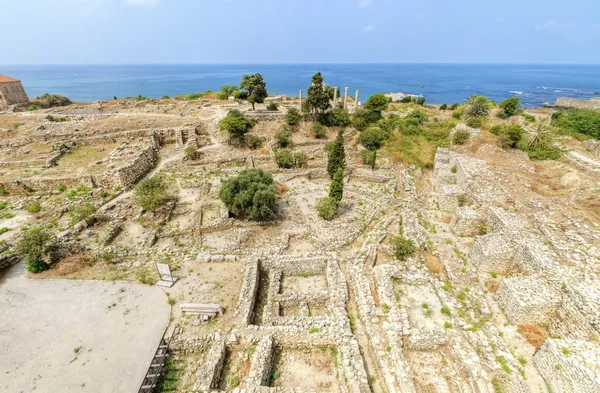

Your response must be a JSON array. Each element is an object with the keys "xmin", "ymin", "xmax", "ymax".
[{"xmin": 0, "ymin": 262, "xmax": 170, "ymax": 393}]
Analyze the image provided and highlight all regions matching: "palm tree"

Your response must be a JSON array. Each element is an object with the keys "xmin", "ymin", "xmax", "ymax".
[
  {"xmin": 464, "ymin": 95, "xmax": 491, "ymax": 119},
  {"xmin": 525, "ymin": 119, "xmax": 554, "ymax": 150}
]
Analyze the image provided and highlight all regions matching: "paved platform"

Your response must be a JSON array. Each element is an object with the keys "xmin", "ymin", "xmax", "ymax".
[{"xmin": 0, "ymin": 263, "xmax": 170, "ymax": 393}]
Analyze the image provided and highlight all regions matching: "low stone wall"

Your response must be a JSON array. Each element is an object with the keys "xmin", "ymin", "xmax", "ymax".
[
  {"xmin": 0, "ymin": 175, "xmax": 94, "ymax": 195},
  {"xmin": 193, "ymin": 336, "xmax": 226, "ymax": 391},
  {"xmin": 533, "ymin": 338, "xmax": 600, "ymax": 393},
  {"xmin": 235, "ymin": 258, "xmax": 260, "ymax": 326},
  {"xmin": 470, "ymin": 234, "xmax": 514, "ymax": 274},
  {"xmin": 450, "ymin": 206, "xmax": 485, "ymax": 237},
  {"xmin": 0, "ymin": 253, "xmax": 20, "ymax": 270},
  {"xmin": 247, "ymin": 335, "xmax": 274, "ymax": 387}
]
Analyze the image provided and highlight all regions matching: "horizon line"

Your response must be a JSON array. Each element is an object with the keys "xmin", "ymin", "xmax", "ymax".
[{"xmin": 2, "ymin": 62, "xmax": 600, "ymax": 66}]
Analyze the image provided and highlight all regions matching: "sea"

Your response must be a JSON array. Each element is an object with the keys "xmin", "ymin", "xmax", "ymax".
[{"xmin": 2, "ymin": 64, "xmax": 599, "ymax": 108}]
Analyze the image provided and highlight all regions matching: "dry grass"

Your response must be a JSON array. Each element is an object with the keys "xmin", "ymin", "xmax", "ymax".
[
  {"xmin": 486, "ymin": 280, "xmax": 500, "ymax": 293},
  {"xmin": 424, "ymin": 251, "xmax": 444, "ymax": 275},
  {"xmin": 517, "ymin": 323, "xmax": 549, "ymax": 348},
  {"xmin": 440, "ymin": 215, "xmax": 452, "ymax": 224},
  {"xmin": 36, "ymin": 253, "xmax": 96, "ymax": 278}
]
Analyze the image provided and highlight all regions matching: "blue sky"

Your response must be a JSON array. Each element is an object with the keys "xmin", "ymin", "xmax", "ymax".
[{"xmin": 1, "ymin": 0, "xmax": 599, "ymax": 64}]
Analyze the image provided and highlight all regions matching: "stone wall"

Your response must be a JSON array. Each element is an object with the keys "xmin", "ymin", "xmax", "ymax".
[
  {"xmin": 533, "ymin": 338, "xmax": 600, "ymax": 393},
  {"xmin": 496, "ymin": 275, "xmax": 561, "ymax": 326},
  {"xmin": 236, "ymin": 258, "xmax": 260, "ymax": 326},
  {"xmin": 0, "ymin": 81, "xmax": 29, "ymax": 110},
  {"xmin": 193, "ymin": 335, "xmax": 226, "ymax": 391},
  {"xmin": 0, "ymin": 175, "xmax": 95, "ymax": 195},
  {"xmin": 550, "ymin": 282, "xmax": 600, "ymax": 341},
  {"xmin": 247, "ymin": 335, "xmax": 274, "ymax": 387}
]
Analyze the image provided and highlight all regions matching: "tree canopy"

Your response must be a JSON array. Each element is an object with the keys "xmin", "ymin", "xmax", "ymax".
[
  {"xmin": 240, "ymin": 73, "xmax": 268, "ymax": 110},
  {"xmin": 219, "ymin": 169, "xmax": 278, "ymax": 221},
  {"xmin": 364, "ymin": 94, "xmax": 389, "ymax": 113},
  {"xmin": 306, "ymin": 72, "xmax": 331, "ymax": 115},
  {"xmin": 327, "ymin": 131, "xmax": 346, "ymax": 178},
  {"xmin": 358, "ymin": 126, "xmax": 385, "ymax": 151}
]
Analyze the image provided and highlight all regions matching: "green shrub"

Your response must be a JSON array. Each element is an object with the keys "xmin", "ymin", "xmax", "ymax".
[
  {"xmin": 266, "ymin": 102, "xmax": 279, "ymax": 111},
  {"xmin": 358, "ymin": 126, "xmax": 385, "ymax": 151},
  {"xmin": 274, "ymin": 149, "xmax": 308, "ymax": 169},
  {"xmin": 27, "ymin": 258, "xmax": 49, "ymax": 274},
  {"xmin": 329, "ymin": 167, "xmax": 344, "ymax": 203},
  {"xmin": 415, "ymin": 97, "xmax": 426, "ymax": 106},
  {"xmin": 46, "ymin": 115, "xmax": 68, "ymax": 123},
  {"xmin": 0, "ymin": 188, "xmax": 7, "ymax": 195},
  {"xmin": 352, "ymin": 108, "xmax": 381, "ymax": 131},
  {"xmin": 57, "ymin": 185, "xmax": 66, "ymax": 192},
  {"xmin": 552, "ymin": 108, "xmax": 600, "ymax": 139},
  {"xmin": 330, "ymin": 107, "xmax": 351, "ymax": 127},
  {"xmin": 184, "ymin": 145, "xmax": 198, "ymax": 160},
  {"xmin": 360, "ymin": 149, "xmax": 377, "ymax": 167},
  {"xmin": 27, "ymin": 104, "xmax": 38, "ymax": 111},
  {"xmin": 24, "ymin": 200, "xmax": 42, "ymax": 214},
  {"xmin": 452, "ymin": 129, "xmax": 471, "ymax": 145},
  {"xmin": 134, "ymin": 177, "xmax": 170, "ymax": 211},
  {"xmin": 390, "ymin": 235, "xmax": 416, "ymax": 261},
  {"xmin": 219, "ymin": 169, "xmax": 277, "ymax": 221},
  {"xmin": 275, "ymin": 125, "xmax": 293, "ymax": 147},
  {"xmin": 499, "ymin": 97, "xmax": 523, "ymax": 117},
  {"xmin": 490, "ymin": 124, "xmax": 525, "ymax": 148},
  {"xmin": 30, "ymin": 94, "xmax": 72, "ymax": 108},
  {"xmin": 246, "ymin": 135, "xmax": 263, "ymax": 150},
  {"xmin": 218, "ymin": 110, "xmax": 257, "ymax": 144},
  {"xmin": 316, "ymin": 197, "xmax": 338, "ymax": 220},
  {"xmin": 310, "ymin": 122, "xmax": 327, "ymax": 139},
  {"xmin": 16, "ymin": 227, "xmax": 55, "ymax": 262},
  {"xmin": 70, "ymin": 202, "xmax": 97, "ymax": 225},
  {"xmin": 522, "ymin": 113, "xmax": 536, "ymax": 123},
  {"xmin": 0, "ymin": 227, "xmax": 10, "ymax": 235},
  {"xmin": 463, "ymin": 95, "xmax": 490, "ymax": 126},
  {"xmin": 285, "ymin": 108, "xmax": 302, "ymax": 126},
  {"xmin": 408, "ymin": 109, "xmax": 429, "ymax": 125},
  {"xmin": 161, "ymin": 95, "xmax": 170, "ymax": 100},
  {"xmin": 440, "ymin": 306, "xmax": 451, "ymax": 315},
  {"xmin": 439, "ymin": 103, "xmax": 448, "ymax": 110},
  {"xmin": 450, "ymin": 103, "xmax": 460, "ymax": 110},
  {"xmin": 364, "ymin": 93, "xmax": 390, "ymax": 112},
  {"xmin": 400, "ymin": 96, "xmax": 413, "ymax": 103}
]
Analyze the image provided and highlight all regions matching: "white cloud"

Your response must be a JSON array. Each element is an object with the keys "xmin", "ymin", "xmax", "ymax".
[
  {"xmin": 535, "ymin": 19, "xmax": 574, "ymax": 30},
  {"xmin": 362, "ymin": 25, "xmax": 374, "ymax": 33},
  {"xmin": 125, "ymin": 0, "xmax": 159, "ymax": 5},
  {"xmin": 359, "ymin": 0, "xmax": 373, "ymax": 8}
]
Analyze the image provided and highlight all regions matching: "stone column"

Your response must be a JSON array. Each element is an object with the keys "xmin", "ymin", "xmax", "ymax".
[
  {"xmin": 333, "ymin": 87, "xmax": 338, "ymax": 107},
  {"xmin": 355, "ymin": 90, "xmax": 359, "ymax": 110},
  {"xmin": 299, "ymin": 90, "xmax": 303, "ymax": 110},
  {"xmin": 343, "ymin": 87, "xmax": 349, "ymax": 109}
]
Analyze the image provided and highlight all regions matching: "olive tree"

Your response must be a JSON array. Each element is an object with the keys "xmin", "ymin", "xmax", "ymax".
[{"xmin": 219, "ymin": 169, "xmax": 278, "ymax": 221}]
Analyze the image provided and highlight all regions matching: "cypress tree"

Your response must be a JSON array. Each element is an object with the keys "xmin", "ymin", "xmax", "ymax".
[
  {"xmin": 327, "ymin": 131, "xmax": 345, "ymax": 178},
  {"xmin": 329, "ymin": 167, "xmax": 344, "ymax": 203}
]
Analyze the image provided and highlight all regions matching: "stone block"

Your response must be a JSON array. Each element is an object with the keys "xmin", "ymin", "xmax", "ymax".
[
  {"xmin": 470, "ymin": 234, "xmax": 514, "ymax": 274},
  {"xmin": 496, "ymin": 275, "xmax": 561, "ymax": 326},
  {"xmin": 450, "ymin": 206, "xmax": 486, "ymax": 237},
  {"xmin": 438, "ymin": 184, "xmax": 460, "ymax": 212},
  {"xmin": 550, "ymin": 282, "xmax": 600, "ymax": 341}
]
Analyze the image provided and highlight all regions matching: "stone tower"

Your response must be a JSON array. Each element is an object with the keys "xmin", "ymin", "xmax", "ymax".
[{"xmin": 0, "ymin": 75, "xmax": 29, "ymax": 111}]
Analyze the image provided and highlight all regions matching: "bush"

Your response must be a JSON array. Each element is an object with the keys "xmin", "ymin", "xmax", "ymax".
[
  {"xmin": 465, "ymin": 116, "xmax": 485, "ymax": 128},
  {"xmin": 285, "ymin": 108, "xmax": 301, "ymax": 126},
  {"xmin": 266, "ymin": 102, "xmax": 279, "ymax": 111},
  {"xmin": 246, "ymin": 135, "xmax": 263, "ymax": 150},
  {"xmin": 274, "ymin": 149, "xmax": 308, "ymax": 169},
  {"xmin": 161, "ymin": 95, "xmax": 170, "ymax": 100},
  {"xmin": 310, "ymin": 122, "xmax": 327, "ymax": 139},
  {"xmin": 400, "ymin": 96, "xmax": 413, "ymax": 103},
  {"xmin": 360, "ymin": 149, "xmax": 377, "ymax": 167},
  {"xmin": 358, "ymin": 127, "xmax": 385, "ymax": 150},
  {"xmin": 316, "ymin": 197, "xmax": 338, "ymax": 220},
  {"xmin": 134, "ymin": 177, "xmax": 170, "ymax": 211},
  {"xmin": 330, "ymin": 107, "xmax": 351, "ymax": 127},
  {"xmin": 408, "ymin": 109, "xmax": 429, "ymax": 125},
  {"xmin": 352, "ymin": 108, "xmax": 381, "ymax": 131},
  {"xmin": 390, "ymin": 235, "xmax": 416, "ymax": 261},
  {"xmin": 499, "ymin": 97, "xmax": 523, "ymax": 117},
  {"xmin": 275, "ymin": 125, "xmax": 293, "ymax": 147},
  {"xmin": 490, "ymin": 124, "xmax": 525, "ymax": 148},
  {"xmin": 219, "ymin": 169, "xmax": 277, "ymax": 221},
  {"xmin": 24, "ymin": 200, "xmax": 42, "ymax": 214},
  {"xmin": 522, "ymin": 113, "xmax": 536, "ymax": 123},
  {"xmin": 452, "ymin": 129, "xmax": 471, "ymax": 145},
  {"xmin": 70, "ymin": 202, "xmax": 97, "ymax": 225},
  {"xmin": 27, "ymin": 258, "xmax": 49, "ymax": 274},
  {"xmin": 16, "ymin": 227, "xmax": 55, "ymax": 263},
  {"xmin": 415, "ymin": 97, "xmax": 426, "ymax": 106},
  {"xmin": 439, "ymin": 103, "xmax": 448, "ymax": 110},
  {"xmin": 450, "ymin": 103, "xmax": 460, "ymax": 110},
  {"xmin": 552, "ymin": 108, "xmax": 600, "ymax": 139},
  {"xmin": 30, "ymin": 94, "xmax": 72, "ymax": 109},
  {"xmin": 218, "ymin": 110, "xmax": 257, "ymax": 144},
  {"xmin": 184, "ymin": 145, "xmax": 198, "ymax": 160}
]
